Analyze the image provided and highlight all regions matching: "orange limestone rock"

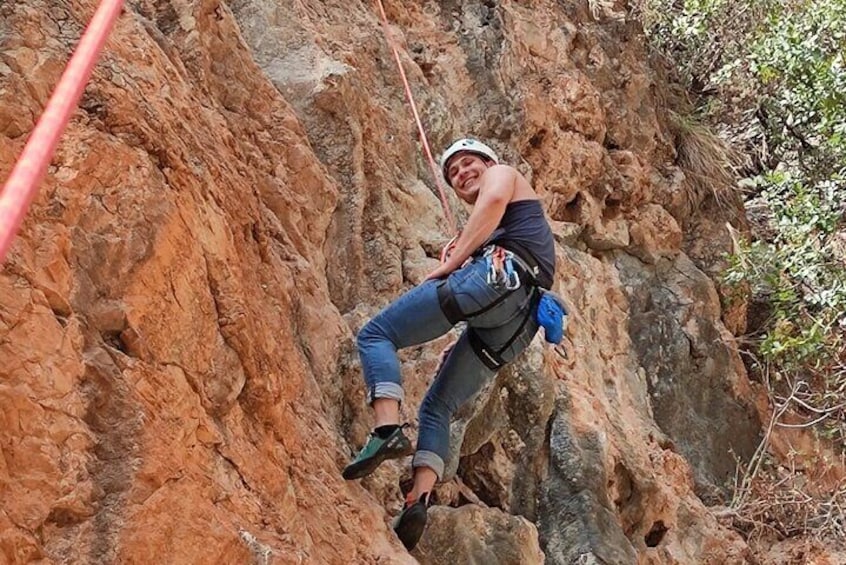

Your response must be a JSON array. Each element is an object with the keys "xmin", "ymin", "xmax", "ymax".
[{"xmin": 2, "ymin": 1, "xmax": 835, "ymax": 564}]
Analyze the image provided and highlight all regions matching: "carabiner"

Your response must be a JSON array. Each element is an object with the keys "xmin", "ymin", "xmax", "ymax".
[{"xmin": 504, "ymin": 256, "xmax": 521, "ymax": 290}]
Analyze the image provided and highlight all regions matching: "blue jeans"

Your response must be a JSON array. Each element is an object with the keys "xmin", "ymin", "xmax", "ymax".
[{"xmin": 356, "ymin": 256, "xmax": 539, "ymax": 479}]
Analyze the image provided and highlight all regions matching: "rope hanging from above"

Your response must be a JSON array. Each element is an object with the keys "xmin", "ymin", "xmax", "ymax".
[
  {"xmin": 0, "ymin": 0, "xmax": 125, "ymax": 264},
  {"xmin": 373, "ymin": 0, "xmax": 457, "ymax": 235}
]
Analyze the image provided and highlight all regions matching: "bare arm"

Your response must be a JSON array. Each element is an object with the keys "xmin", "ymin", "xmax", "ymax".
[{"xmin": 426, "ymin": 165, "xmax": 517, "ymax": 279}]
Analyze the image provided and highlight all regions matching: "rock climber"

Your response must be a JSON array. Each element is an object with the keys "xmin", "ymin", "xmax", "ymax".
[{"xmin": 342, "ymin": 138, "xmax": 557, "ymax": 551}]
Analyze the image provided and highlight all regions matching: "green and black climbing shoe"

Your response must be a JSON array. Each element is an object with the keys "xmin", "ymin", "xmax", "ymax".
[
  {"xmin": 392, "ymin": 491, "xmax": 430, "ymax": 551},
  {"xmin": 342, "ymin": 424, "xmax": 413, "ymax": 480}
]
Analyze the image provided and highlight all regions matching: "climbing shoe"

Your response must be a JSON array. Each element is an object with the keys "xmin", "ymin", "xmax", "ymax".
[
  {"xmin": 392, "ymin": 491, "xmax": 430, "ymax": 551},
  {"xmin": 342, "ymin": 425, "xmax": 413, "ymax": 480}
]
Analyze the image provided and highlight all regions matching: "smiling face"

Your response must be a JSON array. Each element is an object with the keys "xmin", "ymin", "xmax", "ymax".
[{"xmin": 446, "ymin": 152, "xmax": 493, "ymax": 204}]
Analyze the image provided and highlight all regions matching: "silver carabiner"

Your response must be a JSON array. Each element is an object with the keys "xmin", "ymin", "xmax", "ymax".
[{"xmin": 504, "ymin": 255, "xmax": 521, "ymax": 290}]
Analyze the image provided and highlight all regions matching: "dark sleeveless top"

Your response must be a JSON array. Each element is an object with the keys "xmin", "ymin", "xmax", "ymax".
[{"xmin": 486, "ymin": 199, "xmax": 556, "ymax": 285}]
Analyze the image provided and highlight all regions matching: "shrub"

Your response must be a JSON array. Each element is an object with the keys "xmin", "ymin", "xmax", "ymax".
[{"xmin": 632, "ymin": 0, "xmax": 846, "ymax": 547}]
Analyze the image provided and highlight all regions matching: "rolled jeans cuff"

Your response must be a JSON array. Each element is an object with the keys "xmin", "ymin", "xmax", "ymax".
[
  {"xmin": 368, "ymin": 382, "xmax": 404, "ymax": 405},
  {"xmin": 412, "ymin": 450, "xmax": 445, "ymax": 481}
]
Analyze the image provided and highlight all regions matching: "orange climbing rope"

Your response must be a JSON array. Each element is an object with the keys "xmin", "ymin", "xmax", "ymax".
[
  {"xmin": 0, "ymin": 0, "xmax": 125, "ymax": 264},
  {"xmin": 374, "ymin": 0, "xmax": 457, "ymax": 235}
]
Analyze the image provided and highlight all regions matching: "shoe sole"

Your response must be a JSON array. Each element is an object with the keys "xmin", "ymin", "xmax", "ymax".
[
  {"xmin": 342, "ymin": 435, "xmax": 413, "ymax": 480},
  {"xmin": 395, "ymin": 503, "xmax": 427, "ymax": 551}
]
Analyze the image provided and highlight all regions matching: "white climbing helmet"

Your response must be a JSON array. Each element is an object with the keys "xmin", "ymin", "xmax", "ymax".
[{"xmin": 439, "ymin": 138, "xmax": 499, "ymax": 186}]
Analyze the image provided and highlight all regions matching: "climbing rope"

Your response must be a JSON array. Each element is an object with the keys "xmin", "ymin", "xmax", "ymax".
[
  {"xmin": 374, "ymin": 0, "xmax": 457, "ymax": 235},
  {"xmin": 0, "ymin": 0, "xmax": 125, "ymax": 264}
]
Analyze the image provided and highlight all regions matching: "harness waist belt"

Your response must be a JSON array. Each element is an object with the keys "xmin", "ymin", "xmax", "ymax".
[
  {"xmin": 439, "ymin": 242, "xmax": 551, "ymax": 372},
  {"xmin": 481, "ymin": 240, "xmax": 552, "ymax": 289}
]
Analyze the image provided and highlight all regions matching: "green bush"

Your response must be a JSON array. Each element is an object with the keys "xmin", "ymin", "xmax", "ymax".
[
  {"xmin": 749, "ymin": 0, "xmax": 846, "ymax": 183},
  {"xmin": 635, "ymin": 0, "xmax": 846, "ymax": 423},
  {"xmin": 634, "ymin": 0, "xmax": 846, "ymax": 546},
  {"xmin": 725, "ymin": 173, "xmax": 845, "ymax": 369}
]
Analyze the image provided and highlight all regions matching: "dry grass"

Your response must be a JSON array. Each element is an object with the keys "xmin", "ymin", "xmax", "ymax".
[
  {"xmin": 719, "ymin": 363, "xmax": 846, "ymax": 548},
  {"xmin": 588, "ymin": 0, "xmax": 626, "ymax": 21},
  {"xmin": 670, "ymin": 111, "xmax": 742, "ymax": 214},
  {"xmin": 725, "ymin": 459, "xmax": 846, "ymax": 545}
]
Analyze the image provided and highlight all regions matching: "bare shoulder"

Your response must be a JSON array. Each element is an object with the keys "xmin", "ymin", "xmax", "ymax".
[
  {"xmin": 480, "ymin": 164, "xmax": 536, "ymax": 202},
  {"xmin": 484, "ymin": 164, "xmax": 520, "ymax": 180},
  {"xmin": 486, "ymin": 164, "xmax": 535, "ymax": 200}
]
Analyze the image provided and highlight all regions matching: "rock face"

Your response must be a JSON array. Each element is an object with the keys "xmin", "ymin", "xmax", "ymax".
[
  {"xmin": 414, "ymin": 505, "xmax": 545, "ymax": 565},
  {"xmin": 0, "ymin": 0, "xmax": 778, "ymax": 563}
]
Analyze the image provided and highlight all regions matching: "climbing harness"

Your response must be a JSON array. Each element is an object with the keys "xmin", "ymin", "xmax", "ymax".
[
  {"xmin": 0, "ymin": 0, "xmax": 125, "ymax": 264},
  {"xmin": 435, "ymin": 242, "xmax": 553, "ymax": 371},
  {"xmin": 374, "ymin": 0, "xmax": 456, "ymax": 235},
  {"xmin": 438, "ymin": 240, "xmax": 567, "ymax": 368}
]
